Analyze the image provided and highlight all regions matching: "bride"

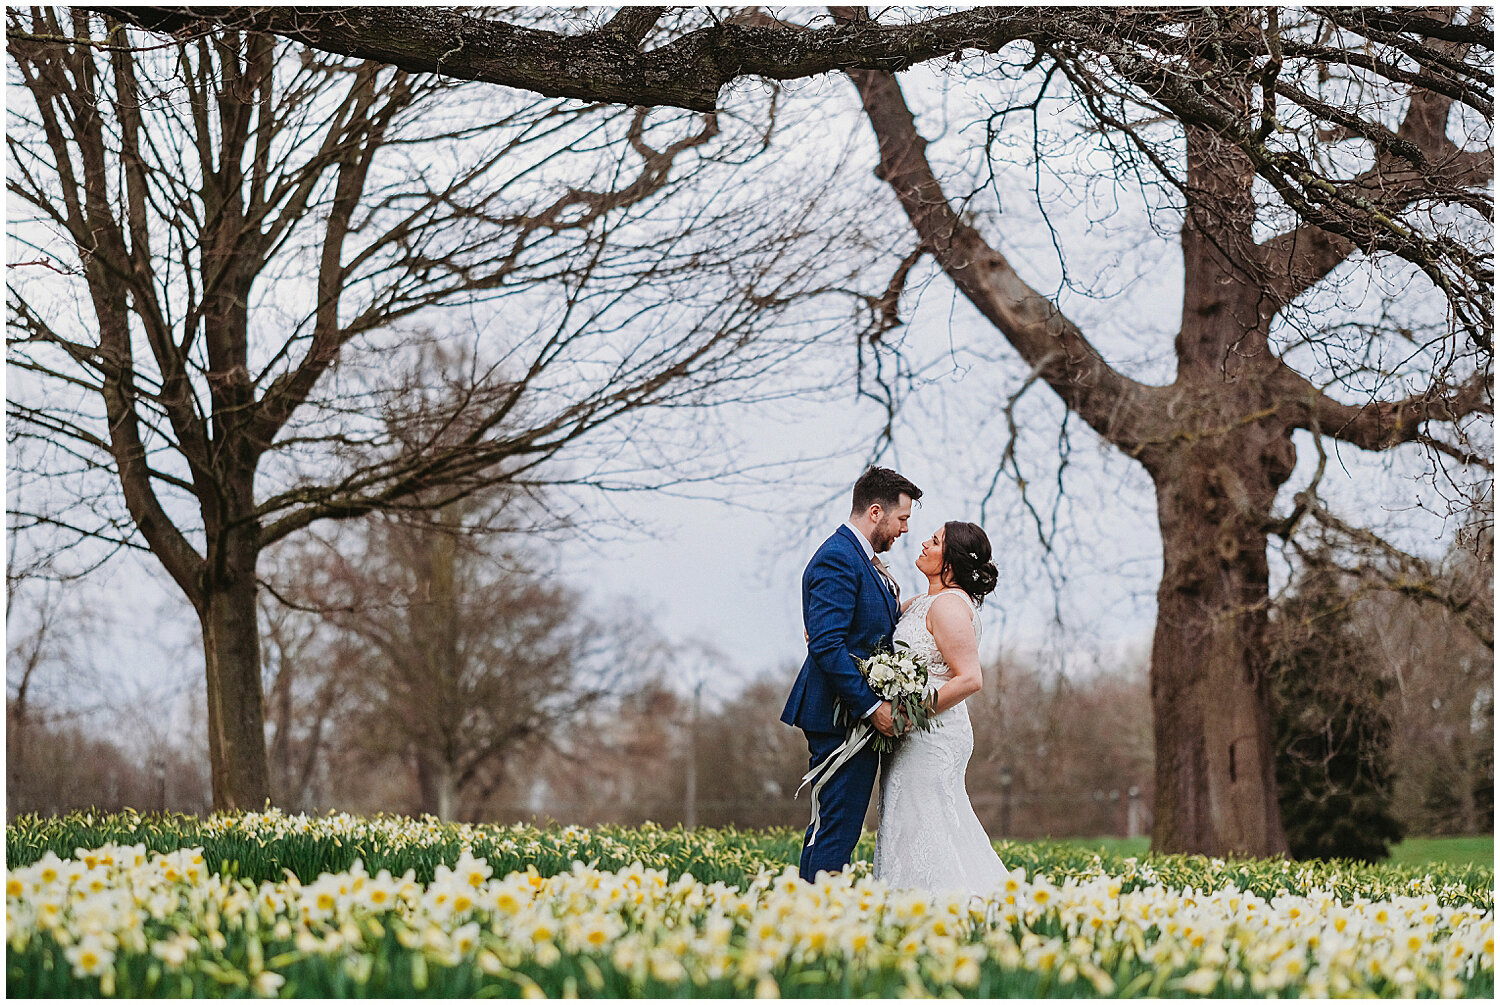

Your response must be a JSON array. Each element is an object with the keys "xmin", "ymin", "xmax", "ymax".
[{"xmin": 874, "ymin": 520, "xmax": 1008, "ymax": 896}]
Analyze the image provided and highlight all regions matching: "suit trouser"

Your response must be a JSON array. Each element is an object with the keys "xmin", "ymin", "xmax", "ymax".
[{"xmin": 798, "ymin": 727, "xmax": 880, "ymax": 882}]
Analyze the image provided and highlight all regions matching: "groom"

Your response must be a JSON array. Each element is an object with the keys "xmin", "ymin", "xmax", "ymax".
[{"xmin": 782, "ymin": 466, "xmax": 922, "ymax": 881}]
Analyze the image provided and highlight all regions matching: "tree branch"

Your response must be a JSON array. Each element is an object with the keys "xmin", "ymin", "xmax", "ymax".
[
  {"xmin": 596, "ymin": 7, "xmax": 664, "ymax": 50},
  {"xmin": 86, "ymin": 5, "xmax": 1047, "ymax": 112},
  {"xmin": 1256, "ymin": 24, "xmax": 1493, "ymax": 311},
  {"xmin": 846, "ymin": 66, "xmax": 1158, "ymax": 453},
  {"xmin": 1277, "ymin": 364, "xmax": 1493, "ymax": 456},
  {"xmin": 14, "ymin": 11, "xmax": 208, "ymax": 604},
  {"xmin": 1287, "ymin": 500, "xmax": 1494, "ymax": 648}
]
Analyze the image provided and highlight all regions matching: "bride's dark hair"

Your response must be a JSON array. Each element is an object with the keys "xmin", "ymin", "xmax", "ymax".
[{"xmin": 941, "ymin": 521, "xmax": 999, "ymax": 605}]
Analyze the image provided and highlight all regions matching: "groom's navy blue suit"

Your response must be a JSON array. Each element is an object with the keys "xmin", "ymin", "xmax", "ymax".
[{"xmin": 781, "ymin": 524, "xmax": 898, "ymax": 881}]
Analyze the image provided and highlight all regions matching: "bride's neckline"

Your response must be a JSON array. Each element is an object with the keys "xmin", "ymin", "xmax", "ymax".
[{"xmin": 921, "ymin": 587, "xmax": 972, "ymax": 603}]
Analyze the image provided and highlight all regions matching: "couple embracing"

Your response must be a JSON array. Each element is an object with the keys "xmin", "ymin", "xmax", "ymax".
[{"xmin": 780, "ymin": 466, "xmax": 1008, "ymax": 896}]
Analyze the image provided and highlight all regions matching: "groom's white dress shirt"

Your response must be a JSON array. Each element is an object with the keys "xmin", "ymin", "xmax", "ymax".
[{"xmin": 842, "ymin": 520, "xmax": 888, "ymax": 721}]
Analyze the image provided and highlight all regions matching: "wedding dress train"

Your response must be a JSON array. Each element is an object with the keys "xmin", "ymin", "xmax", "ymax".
[{"xmin": 874, "ymin": 590, "xmax": 1008, "ymax": 896}]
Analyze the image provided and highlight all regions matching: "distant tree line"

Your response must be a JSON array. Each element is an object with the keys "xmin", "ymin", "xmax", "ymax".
[{"xmin": 11, "ymin": 514, "xmax": 1491, "ymax": 854}]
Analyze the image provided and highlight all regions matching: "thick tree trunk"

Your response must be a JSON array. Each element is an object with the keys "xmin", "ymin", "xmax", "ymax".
[
  {"xmin": 198, "ymin": 522, "xmax": 271, "ymax": 811},
  {"xmin": 1138, "ymin": 103, "xmax": 1295, "ymax": 856},
  {"xmin": 1148, "ymin": 436, "xmax": 1291, "ymax": 856}
]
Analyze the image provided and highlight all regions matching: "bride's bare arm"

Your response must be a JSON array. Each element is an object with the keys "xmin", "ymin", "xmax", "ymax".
[{"xmin": 926, "ymin": 594, "xmax": 982, "ymax": 714}]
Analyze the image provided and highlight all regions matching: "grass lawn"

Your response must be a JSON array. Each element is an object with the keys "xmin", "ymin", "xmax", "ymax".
[
  {"xmin": 1387, "ymin": 834, "xmax": 1494, "ymax": 867},
  {"xmin": 1041, "ymin": 834, "xmax": 1494, "ymax": 867},
  {"xmin": 1043, "ymin": 836, "xmax": 1152, "ymax": 858}
]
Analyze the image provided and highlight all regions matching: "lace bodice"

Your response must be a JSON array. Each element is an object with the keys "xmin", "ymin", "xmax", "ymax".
[{"xmin": 891, "ymin": 590, "xmax": 980, "ymax": 683}]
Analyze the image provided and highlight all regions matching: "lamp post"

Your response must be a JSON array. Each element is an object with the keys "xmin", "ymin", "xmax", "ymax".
[{"xmin": 684, "ymin": 676, "xmax": 703, "ymax": 831}]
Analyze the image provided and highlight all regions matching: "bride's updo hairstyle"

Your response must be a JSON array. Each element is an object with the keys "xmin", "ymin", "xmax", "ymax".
[{"xmin": 941, "ymin": 521, "xmax": 999, "ymax": 605}]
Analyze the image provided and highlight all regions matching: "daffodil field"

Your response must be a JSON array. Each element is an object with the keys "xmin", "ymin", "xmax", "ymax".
[{"xmin": 6, "ymin": 811, "xmax": 1494, "ymax": 997}]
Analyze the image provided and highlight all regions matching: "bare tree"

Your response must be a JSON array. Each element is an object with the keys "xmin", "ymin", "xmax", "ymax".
[
  {"xmin": 7, "ymin": 565, "xmax": 66, "ymax": 808},
  {"xmin": 681, "ymin": 674, "xmax": 809, "ymax": 830},
  {"xmin": 272, "ymin": 491, "xmax": 641, "ymax": 821},
  {"xmin": 5, "ymin": 707, "xmax": 210, "ymax": 818},
  {"xmin": 839, "ymin": 6, "xmax": 1490, "ymax": 854},
  {"xmin": 7, "ymin": 10, "xmax": 857, "ymax": 810},
  {"xmin": 8, "ymin": 543, "xmax": 211, "ymax": 816}
]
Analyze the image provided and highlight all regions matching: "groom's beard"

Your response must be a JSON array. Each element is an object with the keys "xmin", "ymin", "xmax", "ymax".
[{"xmin": 870, "ymin": 523, "xmax": 895, "ymax": 553}]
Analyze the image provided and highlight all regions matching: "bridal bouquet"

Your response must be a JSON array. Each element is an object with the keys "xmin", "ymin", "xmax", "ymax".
[
  {"xmin": 846, "ymin": 642, "xmax": 937, "ymax": 754},
  {"xmin": 797, "ymin": 642, "xmax": 939, "ymax": 846}
]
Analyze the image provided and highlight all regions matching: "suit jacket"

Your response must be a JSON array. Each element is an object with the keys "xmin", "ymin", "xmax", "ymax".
[{"xmin": 781, "ymin": 525, "xmax": 898, "ymax": 732}]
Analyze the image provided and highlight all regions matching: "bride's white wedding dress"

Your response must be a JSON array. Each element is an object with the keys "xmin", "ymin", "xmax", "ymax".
[{"xmin": 874, "ymin": 589, "xmax": 1008, "ymax": 896}]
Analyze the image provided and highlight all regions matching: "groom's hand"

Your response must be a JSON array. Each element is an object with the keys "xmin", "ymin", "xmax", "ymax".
[{"xmin": 870, "ymin": 701, "xmax": 897, "ymax": 737}]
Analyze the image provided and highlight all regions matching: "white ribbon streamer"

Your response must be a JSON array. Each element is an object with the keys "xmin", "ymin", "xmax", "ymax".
[{"xmin": 794, "ymin": 721, "xmax": 874, "ymax": 848}]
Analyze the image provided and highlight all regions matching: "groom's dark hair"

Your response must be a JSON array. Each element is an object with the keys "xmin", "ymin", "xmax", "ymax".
[{"xmin": 850, "ymin": 466, "xmax": 922, "ymax": 515}]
